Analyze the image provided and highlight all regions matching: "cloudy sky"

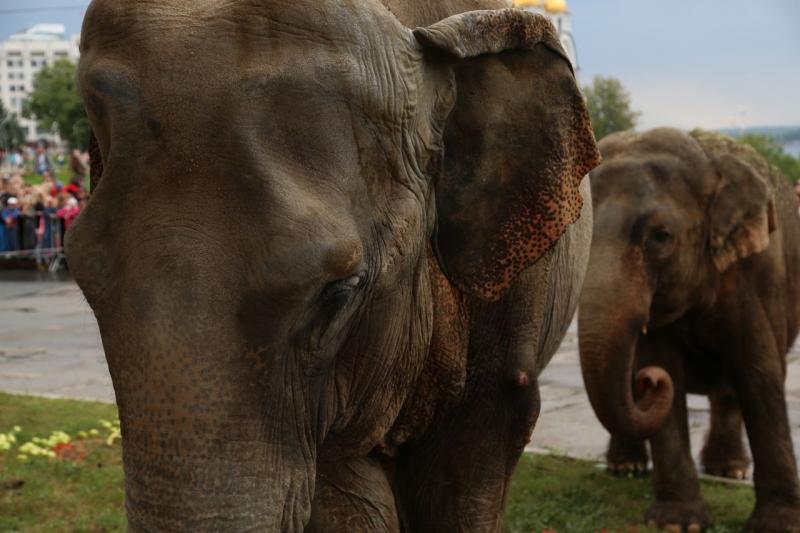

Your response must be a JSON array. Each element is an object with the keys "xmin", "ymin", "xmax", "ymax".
[{"xmin": 1, "ymin": 1, "xmax": 798, "ymax": 130}]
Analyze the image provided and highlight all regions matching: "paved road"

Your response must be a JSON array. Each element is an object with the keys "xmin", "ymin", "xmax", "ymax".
[
  {"xmin": 3, "ymin": 274, "xmax": 800, "ymax": 471},
  {"xmin": 0, "ymin": 273, "xmax": 111, "ymax": 402}
]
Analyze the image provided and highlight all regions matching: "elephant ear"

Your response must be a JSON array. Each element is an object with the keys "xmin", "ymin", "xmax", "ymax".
[
  {"xmin": 414, "ymin": 9, "xmax": 600, "ymax": 301},
  {"xmin": 705, "ymin": 152, "xmax": 776, "ymax": 272},
  {"xmin": 88, "ymin": 129, "xmax": 103, "ymax": 192},
  {"xmin": 691, "ymin": 131, "xmax": 777, "ymax": 272}
]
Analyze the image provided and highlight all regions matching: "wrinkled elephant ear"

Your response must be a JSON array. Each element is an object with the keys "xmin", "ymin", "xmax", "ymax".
[
  {"xmin": 413, "ymin": 9, "xmax": 601, "ymax": 301},
  {"xmin": 88, "ymin": 129, "xmax": 104, "ymax": 192},
  {"xmin": 691, "ymin": 131, "xmax": 777, "ymax": 272}
]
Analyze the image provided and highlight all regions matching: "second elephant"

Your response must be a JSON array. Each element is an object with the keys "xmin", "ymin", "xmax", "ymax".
[{"xmin": 579, "ymin": 128, "xmax": 800, "ymax": 532}]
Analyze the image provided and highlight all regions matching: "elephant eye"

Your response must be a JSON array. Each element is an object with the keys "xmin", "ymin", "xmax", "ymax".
[
  {"xmin": 650, "ymin": 228, "xmax": 672, "ymax": 244},
  {"xmin": 319, "ymin": 272, "xmax": 366, "ymax": 303},
  {"xmin": 295, "ymin": 272, "xmax": 367, "ymax": 355}
]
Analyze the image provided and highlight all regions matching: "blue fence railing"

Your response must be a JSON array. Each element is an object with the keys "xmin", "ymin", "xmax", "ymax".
[{"xmin": 0, "ymin": 215, "xmax": 67, "ymax": 271}]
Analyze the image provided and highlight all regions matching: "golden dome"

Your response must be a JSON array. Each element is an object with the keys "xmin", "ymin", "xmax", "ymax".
[
  {"xmin": 544, "ymin": 0, "xmax": 568, "ymax": 13},
  {"xmin": 513, "ymin": 0, "xmax": 546, "ymax": 8},
  {"xmin": 513, "ymin": 0, "xmax": 569, "ymax": 13}
]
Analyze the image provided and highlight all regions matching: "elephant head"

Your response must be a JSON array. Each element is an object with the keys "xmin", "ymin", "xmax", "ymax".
[
  {"xmin": 579, "ymin": 128, "xmax": 776, "ymax": 440},
  {"xmin": 67, "ymin": 0, "xmax": 598, "ymax": 529}
]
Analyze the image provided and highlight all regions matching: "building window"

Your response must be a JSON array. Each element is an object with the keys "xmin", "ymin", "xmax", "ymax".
[
  {"xmin": 31, "ymin": 60, "xmax": 37, "ymax": 67},
  {"xmin": 17, "ymin": 60, "xmax": 23, "ymax": 67},
  {"xmin": 55, "ymin": 51, "xmax": 67, "ymax": 58},
  {"xmin": 10, "ymin": 86, "xmax": 15, "ymax": 92},
  {"xmin": 6, "ymin": 60, "xmax": 12, "ymax": 67}
]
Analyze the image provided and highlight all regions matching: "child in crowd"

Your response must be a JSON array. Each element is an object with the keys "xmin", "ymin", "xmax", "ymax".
[
  {"xmin": 1, "ymin": 196, "xmax": 21, "ymax": 252},
  {"xmin": 56, "ymin": 196, "xmax": 81, "ymax": 231}
]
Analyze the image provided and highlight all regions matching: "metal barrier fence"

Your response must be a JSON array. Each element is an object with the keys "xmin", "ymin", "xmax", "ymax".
[{"xmin": 0, "ymin": 215, "xmax": 67, "ymax": 271}]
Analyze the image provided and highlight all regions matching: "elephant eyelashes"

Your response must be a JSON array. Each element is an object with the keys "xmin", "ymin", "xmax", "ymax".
[
  {"xmin": 319, "ymin": 273, "xmax": 366, "ymax": 302},
  {"xmin": 297, "ymin": 273, "xmax": 366, "ymax": 354}
]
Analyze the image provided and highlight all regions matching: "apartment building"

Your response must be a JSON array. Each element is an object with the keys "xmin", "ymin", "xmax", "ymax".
[{"xmin": 0, "ymin": 24, "xmax": 80, "ymax": 142}]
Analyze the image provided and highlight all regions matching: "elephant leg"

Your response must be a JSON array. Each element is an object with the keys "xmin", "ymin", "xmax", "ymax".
[
  {"xmin": 642, "ymin": 339, "xmax": 711, "ymax": 531},
  {"xmin": 306, "ymin": 454, "xmax": 399, "ymax": 532},
  {"xmin": 606, "ymin": 434, "xmax": 649, "ymax": 476},
  {"xmin": 726, "ymin": 319, "xmax": 800, "ymax": 531},
  {"xmin": 393, "ymin": 367, "xmax": 540, "ymax": 533},
  {"xmin": 700, "ymin": 387, "xmax": 750, "ymax": 480}
]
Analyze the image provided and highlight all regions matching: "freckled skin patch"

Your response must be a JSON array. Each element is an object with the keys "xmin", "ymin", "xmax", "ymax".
[
  {"xmin": 88, "ymin": 131, "xmax": 103, "ymax": 192},
  {"xmin": 424, "ymin": 11, "xmax": 601, "ymax": 301}
]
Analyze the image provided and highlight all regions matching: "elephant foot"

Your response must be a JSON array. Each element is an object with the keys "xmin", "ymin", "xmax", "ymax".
[
  {"xmin": 746, "ymin": 503, "xmax": 800, "ymax": 532},
  {"xmin": 606, "ymin": 436, "xmax": 649, "ymax": 476},
  {"xmin": 645, "ymin": 499, "xmax": 711, "ymax": 532},
  {"xmin": 700, "ymin": 436, "xmax": 750, "ymax": 480}
]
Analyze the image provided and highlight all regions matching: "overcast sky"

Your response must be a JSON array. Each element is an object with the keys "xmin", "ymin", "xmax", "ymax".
[{"xmin": 1, "ymin": 1, "xmax": 798, "ymax": 130}]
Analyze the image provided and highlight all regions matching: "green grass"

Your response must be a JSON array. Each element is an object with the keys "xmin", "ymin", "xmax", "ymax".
[
  {"xmin": 0, "ymin": 392, "xmax": 756, "ymax": 532},
  {"xmin": 14, "ymin": 160, "xmax": 75, "ymax": 186},
  {"xmin": 0, "ymin": 393, "xmax": 123, "ymax": 532},
  {"xmin": 505, "ymin": 453, "xmax": 754, "ymax": 532}
]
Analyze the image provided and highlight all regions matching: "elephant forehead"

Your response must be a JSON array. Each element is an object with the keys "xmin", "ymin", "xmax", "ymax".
[
  {"xmin": 84, "ymin": 0, "xmax": 384, "ymax": 45},
  {"xmin": 81, "ymin": 0, "xmax": 419, "ymax": 124}
]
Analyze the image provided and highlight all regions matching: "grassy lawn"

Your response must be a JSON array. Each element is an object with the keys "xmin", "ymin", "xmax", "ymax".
[
  {"xmin": 0, "ymin": 392, "xmax": 754, "ymax": 532},
  {"xmin": 506, "ymin": 454, "xmax": 753, "ymax": 532}
]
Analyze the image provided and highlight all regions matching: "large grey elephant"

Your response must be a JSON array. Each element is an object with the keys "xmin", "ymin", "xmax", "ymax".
[
  {"xmin": 579, "ymin": 128, "xmax": 800, "ymax": 532},
  {"xmin": 67, "ymin": 0, "xmax": 600, "ymax": 530}
]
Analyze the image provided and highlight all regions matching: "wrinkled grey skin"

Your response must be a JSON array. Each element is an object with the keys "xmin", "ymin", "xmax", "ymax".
[
  {"xmin": 66, "ymin": 0, "xmax": 599, "ymax": 530},
  {"xmin": 580, "ymin": 128, "xmax": 800, "ymax": 532}
]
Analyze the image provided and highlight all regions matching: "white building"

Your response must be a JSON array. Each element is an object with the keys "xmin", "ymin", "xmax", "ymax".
[
  {"xmin": 513, "ymin": 0, "xmax": 578, "ymax": 71},
  {"xmin": 0, "ymin": 24, "xmax": 80, "ymax": 143}
]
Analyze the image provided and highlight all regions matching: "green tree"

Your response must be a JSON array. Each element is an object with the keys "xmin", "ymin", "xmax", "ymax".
[
  {"xmin": 740, "ymin": 134, "xmax": 800, "ymax": 183},
  {"xmin": 582, "ymin": 76, "xmax": 640, "ymax": 141},
  {"xmin": 0, "ymin": 100, "xmax": 26, "ymax": 150},
  {"xmin": 22, "ymin": 59, "xmax": 90, "ymax": 150}
]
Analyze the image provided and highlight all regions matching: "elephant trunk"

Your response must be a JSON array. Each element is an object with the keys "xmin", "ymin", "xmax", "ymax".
[
  {"xmin": 123, "ymin": 436, "xmax": 313, "ymax": 532},
  {"xmin": 96, "ymin": 271, "xmax": 317, "ymax": 531},
  {"xmin": 578, "ymin": 247, "xmax": 673, "ymax": 441}
]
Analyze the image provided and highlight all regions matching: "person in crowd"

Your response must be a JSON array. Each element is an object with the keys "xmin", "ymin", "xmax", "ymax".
[
  {"xmin": 56, "ymin": 195, "xmax": 81, "ymax": 231},
  {"xmin": 31, "ymin": 193, "xmax": 51, "ymax": 270},
  {"xmin": 11, "ymin": 150, "xmax": 23, "ymax": 169},
  {"xmin": 1, "ymin": 196, "xmax": 21, "ymax": 252},
  {"xmin": 0, "ymin": 176, "xmax": 10, "ymax": 205},
  {"xmin": 6, "ymin": 175, "xmax": 23, "ymax": 201},
  {"xmin": 70, "ymin": 149, "xmax": 88, "ymax": 182},
  {"xmin": 40, "ymin": 170, "xmax": 62, "ymax": 198},
  {"xmin": 19, "ymin": 186, "xmax": 39, "ymax": 250},
  {"xmin": 64, "ymin": 178, "xmax": 83, "ymax": 200},
  {"xmin": 34, "ymin": 141, "xmax": 53, "ymax": 176}
]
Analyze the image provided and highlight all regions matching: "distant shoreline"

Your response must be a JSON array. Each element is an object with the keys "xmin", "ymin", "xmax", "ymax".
[{"xmin": 718, "ymin": 125, "xmax": 800, "ymax": 158}]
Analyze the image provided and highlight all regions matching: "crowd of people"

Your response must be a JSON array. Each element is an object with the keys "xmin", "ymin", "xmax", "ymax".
[{"xmin": 0, "ymin": 142, "xmax": 89, "ymax": 269}]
